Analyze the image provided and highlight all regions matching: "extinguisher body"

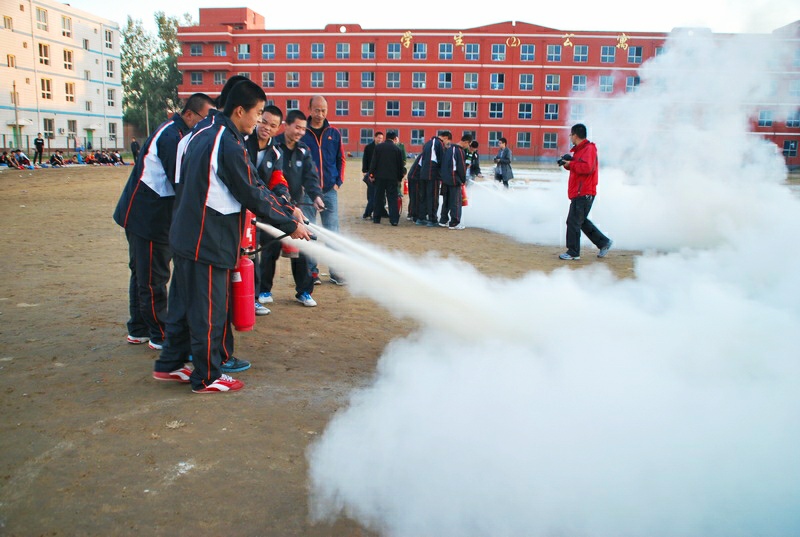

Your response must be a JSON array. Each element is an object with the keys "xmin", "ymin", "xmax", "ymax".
[
  {"xmin": 231, "ymin": 255, "xmax": 255, "ymax": 331},
  {"xmin": 461, "ymin": 184, "xmax": 469, "ymax": 206},
  {"xmin": 240, "ymin": 210, "xmax": 257, "ymax": 253}
]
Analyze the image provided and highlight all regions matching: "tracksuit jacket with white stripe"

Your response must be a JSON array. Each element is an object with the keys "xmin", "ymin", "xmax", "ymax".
[{"xmin": 169, "ymin": 112, "xmax": 298, "ymax": 270}]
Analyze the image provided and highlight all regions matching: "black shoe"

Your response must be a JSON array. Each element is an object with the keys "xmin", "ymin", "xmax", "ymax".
[{"xmin": 220, "ymin": 357, "xmax": 251, "ymax": 373}]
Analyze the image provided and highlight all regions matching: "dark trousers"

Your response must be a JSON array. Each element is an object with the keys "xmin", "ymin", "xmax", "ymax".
[
  {"xmin": 155, "ymin": 255, "xmax": 232, "ymax": 390},
  {"xmin": 258, "ymin": 237, "xmax": 313, "ymax": 296},
  {"xmin": 407, "ymin": 180, "xmax": 418, "ymax": 219},
  {"xmin": 565, "ymin": 195, "xmax": 610, "ymax": 257},
  {"xmin": 440, "ymin": 184, "xmax": 463, "ymax": 226},
  {"xmin": 363, "ymin": 180, "xmax": 376, "ymax": 218},
  {"xmin": 372, "ymin": 180, "xmax": 399, "ymax": 224},
  {"xmin": 35, "ymin": 148, "xmax": 43, "ymax": 165},
  {"xmin": 126, "ymin": 230, "xmax": 170, "ymax": 344},
  {"xmin": 417, "ymin": 180, "xmax": 438, "ymax": 223}
]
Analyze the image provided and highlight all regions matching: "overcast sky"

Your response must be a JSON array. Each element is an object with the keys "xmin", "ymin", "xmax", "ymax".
[{"xmin": 68, "ymin": 0, "xmax": 800, "ymax": 34}]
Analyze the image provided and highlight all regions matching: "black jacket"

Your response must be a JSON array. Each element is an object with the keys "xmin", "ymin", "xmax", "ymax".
[
  {"xmin": 440, "ymin": 144, "xmax": 467, "ymax": 186},
  {"xmin": 368, "ymin": 140, "xmax": 405, "ymax": 183},
  {"xmin": 274, "ymin": 134, "xmax": 324, "ymax": 204},
  {"xmin": 418, "ymin": 136, "xmax": 445, "ymax": 181},
  {"xmin": 361, "ymin": 141, "xmax": 377, "ymax": 173}
]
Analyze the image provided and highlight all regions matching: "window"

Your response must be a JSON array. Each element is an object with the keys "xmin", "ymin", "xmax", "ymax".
[
  {"xmin": 572, "ymin": 75, "xmax": 586, "ymax": 92},
  {"xmin": 387, "ymin": 43, "xmax": 401, "ymax": 59},
  {"xmin": 569, "ymin": 45, "xmax": 587, "ymax": 63},
  {"xmin": 286, "ymin": 72, "xmax": 299, "ymax": 88},
  {"xmin": 311, "ymin": 71, "xmax": 324, "ymax": 88},
  {"xmin": 626, "ymin": 76, "xmax": 640, "ymax": 93},
  {"xmin": 439, "ymin": 43, "xmax": 453, "ymax": 60},
  {"xmin": 386, "ymin": 72, "xmax": 400, "ymax": 88},
  {"xmin": 490, "ymin": 73, "xmax": 505, "ymax": 90},
  {"xmin": 311, "ymin": 43, "xmax": 324, "ymax": 59},
  {"xmin": 85, "ymin": 100, "xmax": 92, "ymax": 111},
  {"xmin": 413, "ymin": 42, "xmax": 427, "ymax": 60},
  {"xmin": 412, "ymin": 72, "xmax": 426, "ymax": 89},
  {"xmin": 41, "ymin": 78, "xmax": 52, "ymax": 99},
  {"xmin": 601, "ymin": 45, "xmax": 615, "ymax": 63},
  {"xmin": 628, "ymin": 46, "xmax": 643, "ymax": 64},
  {"xmin": 465, "ymin": 43, "xmax": 479, "ymax": 60},
  {"xmin": 386, "ymin": 100, "xmax": 400, "ymax": 117},
  {"xmin": 361, "ymin": 71, "xmax": 375, "ymax": 88},
  {"xmin": 190, "ymin": 72, "xmax": 202, "ymax": 85},
  {"xmin": 783, "ymin": 140, "xmax": 798, "ymax": 158},
  {"xmin": 286, "ymin": 43, "xmax": 299, "ymax": 59},
  {"xmin": 83, "ymin": 38, "xmax": 89, "ymax": 50},
  {"xmin": 464, "ymin": 72, "xmax": 478, "ymax": 90},
  {"xmin": 213, "ymin": 44, "xmax": 226, "ymax": 57},
  {"xmin": 543, "ymin": 132, "xmax": 558, "ymax": 150},
  {"xmin": 336, "ymin": 71, "xmax": 349, "ymax": 88},
  {"xmin": 62, "ymin": 16, "xmax": 72, "ymax": 37},
  {"xmin": 336, "ymin": 100, "xmax": 349, "ymax": 116},
  {"xmin": 190, "ymin": 44, "xmax": 202, "ymax": 56},
  {"xmin": 3, "ymin": 16, "xmax": 12, "ymax": 30},
  {"xmin": 786, "ymin": 110, "xmax": 800, "ymax": 128},
  {"xmin": 336, "ymin": 43, "xmax": 349, "ymax": 59},
  {"xmin": 437, "ymin": 101, "xmax": 451, "ymax": 118},
  {"xmin": 262, "ymin": 43, "xmax": 275, "ymax": 59},
  {"xmin": 106, "ymin": 59, "xmax": 114, "ymax": 78},
  {"xmin": 463, "ymin": 101, "xmax": 477, "ymax": 119},
  {"xmin": 489, "ymin": 102, "xmax": 504, "ymax": 119},
  {"xmin": 544, "ymin": 103, "xmax": 559, "ymax": 120},
  {"xmin": 38, "ymin": 43, "xmax": 50, "ymax": 65},
  {"xmin": 67, "ymin": 120, "xmax": 77, "ymax": 138},
  {"xmin": 438, "ymin": 72, "xmax": 452, "ymax": 89},
  {"xmin": 104, "ymin": 30, "xmax": 113, "ymax": 50},
  {"xmin": 517, "ymin": 132, "xmax": 531, "ymax": 149},
  {"xmin": 758, "ymin": 110, "xmax": 773, "ymax": 127},
  {"xmin": 107, "ymin": 88, "xmax": 115, "ymax": 106},
  {"xmin": 547, "ymin": 44, "xmax": 561, "ymax": 62},
  {"xmin": 518, "ymin": 103, "xmax": 532, "ymax": 120},
  {"xmin": 599, "ymin": 75, "xmax": 614, "ymax": 93},
  {"xmin": 361, "ymin": 100, "xmax": 374, "ymax": 116},
  {"xmin": 43, "ymin": 118, "xmax": 54, "ymax": 139},
  {"xmin": 519, "ymin": 73, "xmax": 534, "ymax": 91},
  {"xmin": 360, "ymin": 129, "xmax": 374, "ymax": 146},
  {"xmin": 238, "ymin": 44, "xmax": 250, "ymax": 60},
  {"xmin": 789, "ymin": 80, "xmax": 800, "ymax": 98},
  {"xmin": 655, "ymin": 46, "xmax": 665, "ymax": 56},
  {"xmin": 108, "ymin": 122, "xmax": 117, "ymax": 140},
  {"xmin": 491, "ymin": 44, "xmax": 506, "ymax": 61},
  {"xmin": 261, "ymin": 72, "xmax": 274, "ymax": 88},
  {"xmin": 340, "ymin": 128, "xmax": 349, "ymax": 145},
  {"xmin": 285, "ymin": 99, "xmax": 299, "ymax": 111},
  {"xmin": 214, "ymin": 72, "xmax": 226, "ymax": 85},
  {"xmin": 570, "ymin": 103, "xmax": 585, "ymax": 121},
  {"xmin": 63, "ymin": 49, "xmax": 73, "ymax": 70},
  {"xmin": 362, "ymin": 42, "xmax": 375, "ymax": 59},
  {"xmin": 36, "ymin": 7, "xmax": 47, "ymax": 31},
  {"xmin": 488, "ymin": 131, "xmax": 502, "ymax": 148},
  {"xmin": 545, "ymin": 74, "xmax": 560, "ymax": 92},
  {"xmin": 520, "ymin": 44, "xmax": 535, "ymax": 61},
  {"xmin": 411, "ymin": 101, "xmax": 425, "ymax": 117},
  {"xmin": 411, "ymin": 129, "xmax": 425, "ymax": 145},
  {"xmin": 65, "ymin": 82, "xmax": 75, "ymax": 102},
  {"xmin": 7, "ymin": 54, "xmax": 15, "ymax": 68}
]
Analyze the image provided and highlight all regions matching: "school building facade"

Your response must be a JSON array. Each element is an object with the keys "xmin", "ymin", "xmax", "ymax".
[{"xmin": 176, "ymin": 8, "xmax": 799, "ymax": 167}]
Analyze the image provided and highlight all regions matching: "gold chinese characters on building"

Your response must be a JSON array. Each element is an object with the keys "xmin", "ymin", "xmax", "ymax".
[
  {"xmin": 616, "ymin": 33, "xmax": 629, "ymax": 50},
  {"xmin": 401, "ymin": 31, "xmax": 413, "ymax": 48}
]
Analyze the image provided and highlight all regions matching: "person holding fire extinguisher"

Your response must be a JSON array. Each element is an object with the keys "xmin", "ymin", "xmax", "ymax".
[{"xmin": 153, "ymin": 80, "xmax": 311, "ymax": 394}]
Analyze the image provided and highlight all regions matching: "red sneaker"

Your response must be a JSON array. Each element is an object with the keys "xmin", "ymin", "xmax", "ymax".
[
  {"xmin": 127, "ymin": 335, "xmax": 149, "ymax": 345},
  {"xmin": 192, "ymin": 374, "xmax": 244, "ymax": 394},
  {"xmin": 152, "ymin": 366, "xmax": 192, "ymax": 383}
]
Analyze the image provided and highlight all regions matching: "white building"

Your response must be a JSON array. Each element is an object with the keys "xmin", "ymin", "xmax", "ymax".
[{"xmin": 0, "ymin": 0, "xmax": 122, "ymax": 153}]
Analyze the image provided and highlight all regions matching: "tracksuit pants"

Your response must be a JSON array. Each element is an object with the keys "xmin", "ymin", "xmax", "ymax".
[{"xmin": 125, "ymin": 230, "xmax": 169, "ymax": 345}]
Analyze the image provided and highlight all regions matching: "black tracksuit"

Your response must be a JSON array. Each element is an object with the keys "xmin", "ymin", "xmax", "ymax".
[{"xmin": 368, "ymin": 139, "xmax": 405, "ymax": 225}]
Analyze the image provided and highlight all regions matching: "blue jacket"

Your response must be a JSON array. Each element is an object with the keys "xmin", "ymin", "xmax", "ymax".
[{"xmin": 301, "ymin": 118, "xmax": 345, "ymax": 193}]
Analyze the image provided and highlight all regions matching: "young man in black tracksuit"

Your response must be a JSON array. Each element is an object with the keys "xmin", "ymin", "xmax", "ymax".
[
  {"xmin": 416, "ymin": 131, "xmax": 451, "ymax": 226},
  {"xmin": 153, "ymin": 80, "xmax": 312, "ymax": 394},
  {"xmin": 439, "ymin": 134, "xmax": 470, "ymax": 229}
]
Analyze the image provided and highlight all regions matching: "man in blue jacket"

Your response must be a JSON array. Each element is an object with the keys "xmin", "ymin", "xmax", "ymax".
[
  {"xmin": 301, "ymin": 95, "xmax": 347, "ymax": 285},
  {"xmin": 153, "ymin": 79, "xmax": 312, "ymax": 394},
  {"xmin": 113, "ymin": 93, "xmax": 215, "ymax": 350}
]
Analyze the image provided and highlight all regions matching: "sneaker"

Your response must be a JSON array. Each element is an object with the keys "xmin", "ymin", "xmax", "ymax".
[
  {"xmin": 192, "ymin": 374, "xmax": 244, "ymax": 393},
  {"xmin": 296, "ymin": 292, "xmax": 317, "ymax": 307},
  {"xmin": 406, "ymin": 215, "xmax": 413, "ymax": 221},
  {"xmin": 255, "ymin": 302, "xmax": 271, "ymax": 316},
  {"xmin": 448, "ymin": 224, "xmax": 466, "ymax": 230},
  {"xmin": 312, "ymin": 272, "xmax": 322, "ymax": 285},
  {"xmin": 597, "ymin": 240, "xmax": 614, "ymax": 258},
  {"xmin": 127, "ymin": 334, "xmax": 149, "ymax": 345},
  {"xmin": 148, "ymin": 340, "xmax": 163, "ymax": 351},
  {"xmin": 220, "ymin": 357, "xmax": 251, "ymax": 373},
  {"xmin": 438, "ymin": 222, "xmax": 449, "ymax": 228},
  {"xmin": 425, "ymin": 221, "xmax": 436, "ymax": 227},
  {"xmin": 415, "ymin": 219, "xmax": 426, "ymax": 226},
  {"xmin": 559, "ymin": 252, "xmax": 580, "ymax": 260},
  {"xmin": 258, "ymin": 292, "xmax": 273, "ymax": 304},
  {"xmin": 329, "ymin": 275, "xmax": 346, "ymax": 286},
  {"xmin": 152, "ymin": 365, "xmax": 192, "ymax": 383}
]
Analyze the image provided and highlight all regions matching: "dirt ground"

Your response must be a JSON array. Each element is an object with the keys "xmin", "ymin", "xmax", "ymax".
[{"xmin": 0, "ymin": 161, "xmax": 635, "ymax": 536}]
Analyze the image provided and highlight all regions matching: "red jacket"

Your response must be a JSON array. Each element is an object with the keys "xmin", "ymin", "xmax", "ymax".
[{"xmin": 567, "ymin": 139, "xmax": 599, "ymax": 199}]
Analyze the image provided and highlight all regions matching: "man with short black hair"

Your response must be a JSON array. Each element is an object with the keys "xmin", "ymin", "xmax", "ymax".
[
  {"xmin": 33, "ymin": 133, "xmax": 45, "ymax": 166},
  {"xmin": 439, "ymin": 134, "xmax": 471, "ymax": 229},
  {"xmin": 361, "ymin": 131, "xmax": 384, "ymax": 220},
  {"xmin": 416, "ymin": 130, "xmax": 451, "ymax": 226},
  {"xmin": 368, "ymin": 130, "xmax": 405, "ymax": 226}
]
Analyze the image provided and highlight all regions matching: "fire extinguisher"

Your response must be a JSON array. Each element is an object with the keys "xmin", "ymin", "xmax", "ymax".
[
  {"xmin": 461, "ymin": 183, "xmax": 469, "ymax": 207},
  {"xmin": 231, "ymin": 211, "xmax": 257, "ymax": 332}
]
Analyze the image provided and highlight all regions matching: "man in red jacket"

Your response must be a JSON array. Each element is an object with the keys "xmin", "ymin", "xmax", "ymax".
[{"xmin": 558, "ymin": 123, "xmax": 613, "ymax": 260}]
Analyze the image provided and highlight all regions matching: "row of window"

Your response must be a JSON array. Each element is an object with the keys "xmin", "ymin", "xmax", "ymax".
[
  {"xmin": 4, "ymin": 10, "xmax": 114, "ymax": 47},
  {"xmin": 192, "ymin": 41, "xmax": 649, "ymax": 64},
  {"xmin": 37, "ymin": 78, "xmax": 116, "ymax": 107},
  {"xmin": 37, "ymin": 119, "xmax": 117, "ymax": 139},
  {"xmin": 26, "ymin": 44, "xmax": 115, "ymax": 76}
]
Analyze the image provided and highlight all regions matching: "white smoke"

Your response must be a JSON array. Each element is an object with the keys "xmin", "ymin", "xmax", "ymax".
[{"xmin": 303, "ymin": 30, "xmax": 800, "ymax": 537}]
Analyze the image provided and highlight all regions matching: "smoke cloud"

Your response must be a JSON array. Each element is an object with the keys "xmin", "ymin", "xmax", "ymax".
[{"xmin": 302, "ymin": 30, "xmax": 800, "ymax": 536}]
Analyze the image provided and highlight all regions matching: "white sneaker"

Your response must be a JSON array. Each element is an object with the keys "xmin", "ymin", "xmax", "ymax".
[
  {"xmin": 148, "ymin": 341, "xmax": 163, "ymax": 350},
  {"xmin": 127, "ymin": 335, "xmax": 149, "ymax": 345},
  {"xmin": 258, "ymin": 292, "xmax": 273, "ymax": 304},
  {"xmin": 295, "ymin": 292, "xmax": 317, "ymax": 307},
  {"xmin": 255, "ymin": 302, "xmax": 271, "ymax": 316}
]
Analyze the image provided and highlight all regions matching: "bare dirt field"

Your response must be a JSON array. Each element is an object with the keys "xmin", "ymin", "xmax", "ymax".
[{"xmin": 0, "ymin": 161, "xmax": 635, "ymax": 536}]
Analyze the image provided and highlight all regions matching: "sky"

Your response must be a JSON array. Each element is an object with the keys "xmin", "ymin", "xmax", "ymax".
[{"xmin": 68, "ymin": 0, "xmax": 800, "ymax": 34}]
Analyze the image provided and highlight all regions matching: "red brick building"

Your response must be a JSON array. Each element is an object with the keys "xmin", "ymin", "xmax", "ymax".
[{"xmin": 177, "ymin": 8, "xmax": 799, "ymax": 166}]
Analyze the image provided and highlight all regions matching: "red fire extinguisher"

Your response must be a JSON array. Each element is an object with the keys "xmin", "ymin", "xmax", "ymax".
[{"xmin": 231, "ymin": 211, "xmax": 257, "ymax": 332}]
